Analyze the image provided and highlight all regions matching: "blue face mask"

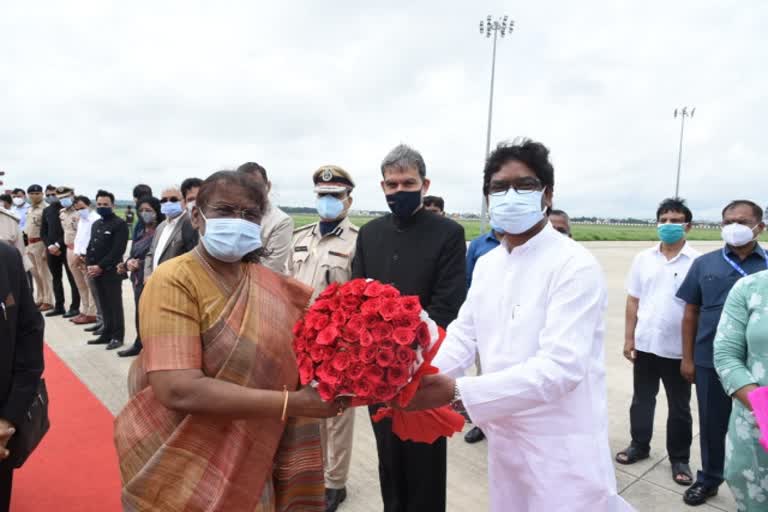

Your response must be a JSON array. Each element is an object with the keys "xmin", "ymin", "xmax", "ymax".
[
  {"xmin": 488, "ymin": 190, "xmax": 546, "ymax": 235},
  {"xmin": 161, "ymin": 201, "xmax": 183, "ymax": 218},
  {"xmin": 657, "ymin": 223, "xmax": 685, "ymax": 244},
  {"xmin": 60, "ymin": 197, "xmax": 73, "ymax": 208},
  {"xmin": 316, "ymin": 196, "xmax": 345, "ymax": 220},
  {"xmin": 200, "ymin": 211, "xmax": 263, "ymax": 263}
]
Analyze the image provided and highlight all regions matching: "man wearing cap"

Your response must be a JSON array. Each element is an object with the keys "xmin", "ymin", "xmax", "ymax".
[
  {"xmin": 24, "ymin": 185, "xmax": 54, "ymax": 311},
  {"xmin": 41, "ymin": 185, "xmax": 80, "ymax": 318},
  {"xmin": 59, "ymin": 187, "xmax": 95, "ymax": 325},
  {"xmin": 236, "ymin": 162, "xmax": 294, "ymax": 274},
  {"xmin": 290, "ymin": 166, "xmax": 359, "ymax": 512}
]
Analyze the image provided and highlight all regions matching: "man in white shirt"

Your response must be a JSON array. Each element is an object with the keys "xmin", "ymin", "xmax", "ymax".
[
  {"xmin": 237, "ymin": 162, "xmax": 294, "ymax": 274},
  {"xmin": 72, "ymin": 195, "xmax": 101, "ymax": 325},
  {"xmin": 615, "ymin": 198, "xmax": 700, "ymax": 486},
  {"xmin": 407, "ymin": 139, "xmax": 633, "ymax": 511},
  {"xmin": 10, "ymin": 188, "xmax": 31, "ymax": 232}
]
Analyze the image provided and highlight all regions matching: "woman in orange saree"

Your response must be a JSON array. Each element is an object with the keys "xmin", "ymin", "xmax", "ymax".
[{"xmin": 114, "ymin": 171, "xmax": 343, "ymax": 511}]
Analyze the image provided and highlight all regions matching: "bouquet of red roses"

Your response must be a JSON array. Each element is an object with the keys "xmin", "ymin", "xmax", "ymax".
[{"xmin": 292, "ymin": 278, "xmax": 464, "ymax": 443}]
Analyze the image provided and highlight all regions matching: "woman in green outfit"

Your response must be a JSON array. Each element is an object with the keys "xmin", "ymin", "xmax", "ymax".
[{"xmin": 714, "ymin": 269, "xmax": 768, "ymax": 511}]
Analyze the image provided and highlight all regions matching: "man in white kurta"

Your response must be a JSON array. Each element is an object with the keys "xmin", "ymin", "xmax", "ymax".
[{"xmin": 433, "ymin": 223, "xmax": 633, "ymax": 511}]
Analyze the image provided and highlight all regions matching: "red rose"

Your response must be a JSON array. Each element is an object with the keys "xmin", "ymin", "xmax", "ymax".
[
  {"xmin": 306, "ymin": 312, "xmax": 330, "ymax": 331},
  {"xmin": 370, "ymin": 322, "xmax": 394, "ymax": 342},
  {"xmin": 379, "ymin": 298, "xmax": 402, "ymax": 321},
  {"xmin": 347, "ymin": 362, "xmax": 365, "ymax": 380},
  {"xmin": 310, "ymin": 344, "xmax": 326, "ymax": 362},
  {"xmin": 316, "ymin": 362, "xmax": 341, "ymax": 385},
  {"xmin": 353, "ymin": 378, "xmax": 373, "ymax": 398},
  {"xmin": 415, "ymin": 322, "xmax": 431, "ymax": 348},
  {"xmin": 379, "ymin": 339, "xmax": 395, "ymax": 351},
  {"xmin": 317, "ymin": 381, "xmax": 336, "ymax": 401},
  {"xmin": 393, "ymin": 313, "xmax": 420, "ymax": 330},
  {"xmin": 379, "ymin": 284, "xmax": 400, "ymax": 298},
  {"xmin": 298, "ymin": 355, "xmax": 315, "ymax": 385},
  {"xmin": 342, "ymin": 279, "xmax": 368, "ymax": 296},
  {"xmin": 317, "ymin": 325, "xmax": 340, "ymax": 346},
  {"xmin": 362, "ymin": 313, "xmax": 380, "ymax": 328},
  {"xmin": 336, "ymin": 377, "xmax": 354, "ymax": 396},
  {"xmin": 331, "ymin": 351, "xmax": 352, "ymax": 371},
  {"xmin": 327, "ymin": 295, "xmax": 342, "ymax": 311},
  {"xmin": 376, "ymin": 346, "xmax": 395, "ymax": 367},
  {"xmin": 341, "ymin": 327, "xmax": 359, "ymax": 343},
  {"xmin": 312, "ymin": 299, "xmax": 332, "ymax": 312},
  {"xmin": 359, "ymin": 329, "xmax": 374, "ymax": 347},
  {"xmin": 364, "ymin": 364, "xmax": 385, "ymax": 383},
  {"xmin": 331, "ymin": 309, "xmax": 348, "ymax": 326},
  {"xmin": 395, "ymin": 345, "xmax": 416, "ymax": 366},
  {"xmin": 341, "ymin": 295, "xmax": 362, "ymax": 311},
  {"xmin": 317, "ymin": 282, "xmax": 340, "ymax": 300},
  {"xmin": 373, "ymin": 382, "xmax": 397, "ymax": 402},
  {"xmin": 360, "ymin": 298, "xmax": 383, "ymax": 316},
  {"xmin": 292, "ymin": 320, "xmax": 304, "ymax": 337},
  {"xmin": 323, "ymin": 346, "xmax": 337, "ymax": 361},
  {"xmin": 349, "ymin": 344, "xmax": 362, "ymax": 360},
  {"xmin": 360, "ymin": 345, "xmax": 378, "ymax": 364},
  {"xmin": 387, "ymin": 364, "xmax": 410, "ymax": 387},
  {"xmin": 345, "ymin": 314, "xmax": 366, "ymax": 334},
  {"xmin": 363, "ymin": 281, "xmax": 386, "ymax": 297},
  {"xmin": 293, "ymin": 336, "xmax": 307, "ymax": 353},
  {"xmin": 392, "ymin": 327, "xmax": 416, "ymax": 346},
  {"xmin": 400, "ymin": 296, "xmax": 422, "ymax": 316}
]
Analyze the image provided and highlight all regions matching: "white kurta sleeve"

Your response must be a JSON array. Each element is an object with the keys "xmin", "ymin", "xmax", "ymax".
[
  {"xmin": 458, "ymin": 259, "xmax": 606, "ymax": 425},
  {"xmin": 433, "ymin": 287, "xmax": 479, "ymax": 378}
]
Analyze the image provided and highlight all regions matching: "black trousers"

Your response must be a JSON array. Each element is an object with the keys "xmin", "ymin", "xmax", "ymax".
[
  {"xmin": 132, "ymin": 281, "xmax": 144, "ymax": 349},
  {"xmin": 629, "ymin": 351, "xmax": 692, "ymax": 463},
  {"xmin": 0, "ymin": 463, "xmax": 11, "ymax": 512},
  {"xmin": 695, "ymin": 365, "xmax": 732, "ymax": 487},
  {"xmin": 369, "ymin": 405, "xmax": 446, "ymax": 512},
  {"xmin": 47, "ymin": 247, "xmax": 80, "ymax": 311},
  {"xmin": 94, "ymin": 272, "xmax": 124, "ymax": 342}
]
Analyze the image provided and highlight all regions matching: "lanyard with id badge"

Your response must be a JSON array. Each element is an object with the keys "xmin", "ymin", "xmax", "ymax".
[{"xmin": 721, "ymin": 246, "xmax": 768, "ymax": 277}]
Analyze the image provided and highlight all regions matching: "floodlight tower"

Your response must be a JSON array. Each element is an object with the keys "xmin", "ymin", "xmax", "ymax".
[{"xmin": 673, "ymin": 106, "xmax": 695, "ymax": 198}]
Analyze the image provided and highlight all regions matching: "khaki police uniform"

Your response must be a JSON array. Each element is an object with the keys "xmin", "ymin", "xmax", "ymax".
[
  {"xmin": 24, "ymin": 199, "xmax": 54, "ymax": 306},
  {"xmin": 0, "ymin": 209, "xmax": 31, "ymax": 271},
  {"xmin": 290, "ymin": 165, "xmax": 358, "ymax": 491},
  {"xmin": 59, "ymin": 190, "xmax": 96, "ymax": 318}
]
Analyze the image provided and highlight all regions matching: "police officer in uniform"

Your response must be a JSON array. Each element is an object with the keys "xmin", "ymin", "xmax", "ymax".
[
  {"xmin": 0, "ymin": 207, "xmax": 28, "ymax": 270},
  {"xmin": 290, "ymin": 166, "xmax": 358, "ymax": 512},
  {"xmin": 23, "ymin": 185, "xmax": 54, "ymax": 311}
]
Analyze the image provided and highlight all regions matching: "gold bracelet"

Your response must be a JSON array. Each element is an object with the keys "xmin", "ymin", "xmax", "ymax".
[{"xmin": 281, "ymin": 385, "xmax": 289, "ymax": 422}]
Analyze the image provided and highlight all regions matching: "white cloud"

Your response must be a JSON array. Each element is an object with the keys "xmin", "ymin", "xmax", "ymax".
[{"xmin": 1, "ymin": 0, "xmax": 766, "ymax": 220}]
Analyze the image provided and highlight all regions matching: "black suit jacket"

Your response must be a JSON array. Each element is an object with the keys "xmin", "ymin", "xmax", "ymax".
[
  {"xmin": 0, "ymin": 241, "xmax": 44, "ymax": 429},
  {"xmin": 40, "ymin": 203, "xmax": 64, "ymax": 248}
]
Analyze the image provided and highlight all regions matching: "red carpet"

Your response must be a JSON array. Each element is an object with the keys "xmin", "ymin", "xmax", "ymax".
[{"xmin": 11, "ymin": 345, "xmax": 122, "ymax": 511}]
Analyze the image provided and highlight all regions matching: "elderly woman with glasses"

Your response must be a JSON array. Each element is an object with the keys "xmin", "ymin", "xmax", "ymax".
[{"xmin": 114, "ymin": 171, "xmax": 345, "ymax": 511}]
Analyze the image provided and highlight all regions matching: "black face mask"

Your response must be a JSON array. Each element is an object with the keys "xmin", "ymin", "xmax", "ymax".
[{"xmin": 386, "ymin": 190, "xmax": 422, "ymax": 218}]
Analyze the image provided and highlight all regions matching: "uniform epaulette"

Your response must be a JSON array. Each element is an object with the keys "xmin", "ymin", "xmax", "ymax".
[
  {"xmin": 0, "ymin": 209, "xmax": 20, "ymax": 222},
  {"xmin": 293, "ymin": 223, "xmax": 315, "ymax": 234}
]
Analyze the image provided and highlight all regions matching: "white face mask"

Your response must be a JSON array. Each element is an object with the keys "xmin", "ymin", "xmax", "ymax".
[
  {"xmin": 186, "ymin": 200, "xmax": 196, "ymax": 213},
  {"xmin": 12, "ymin": 197, "xmax": 25, "ymax": 207},
  {"xmin": 488, "ymin": 189, "xmax": 546, "ymax": 235},
  {"xmin": 721, "ymin": 223, "xmax": 757, "ymax": 247}
]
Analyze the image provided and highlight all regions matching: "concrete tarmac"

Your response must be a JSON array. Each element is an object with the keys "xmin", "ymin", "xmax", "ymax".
[{"xmin": 42, "ymin": 240, "xmax": 737, "ymax": 511}]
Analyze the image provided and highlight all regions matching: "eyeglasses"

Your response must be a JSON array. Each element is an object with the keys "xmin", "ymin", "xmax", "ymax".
[
  {"xmin": 160, "ymin": 197, "xmax": 180, "ymax": 204},
  {"xmin": 488, "ymin": 177, "xmax": 544, "ymax": 196},
  {"xmin": 205, "ymin": 204, "xmax": 261, "ymax": 223}
]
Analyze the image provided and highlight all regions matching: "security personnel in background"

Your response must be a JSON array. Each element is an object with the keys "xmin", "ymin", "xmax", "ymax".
[
  {"xmin": 290, "ymin": 165, "xmax": 358, "ymax": 512},
  {"xmin": 0, "ymin": 206, "xmax": 28, "ymax": 270},
  {"xmin": 24, "ymin": 185, "xmax": 54, "ymax": 311}
]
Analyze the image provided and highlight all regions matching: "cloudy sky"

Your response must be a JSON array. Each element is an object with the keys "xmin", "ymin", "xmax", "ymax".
[{"xmin": 2, "ymin": 1, "xmax": 766, "ymax": 220}]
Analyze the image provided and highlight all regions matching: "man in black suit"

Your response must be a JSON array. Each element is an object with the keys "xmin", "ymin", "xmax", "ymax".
[
  {"xmin": 40, "ymin": 185, "xmax": 80, "ymax": 318},
  {"xmin": 0, "ymin": 240, "xmax": 45, "ymax": 512}
]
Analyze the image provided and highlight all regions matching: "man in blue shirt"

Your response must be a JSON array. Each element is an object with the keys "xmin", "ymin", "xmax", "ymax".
[
  {"xmin": 676, "ymin": 200, "xmax": 767, "ymax": 506},
  {"xmin": 466, "ymin": 230, "xmax": 501, "ymax": 289}
]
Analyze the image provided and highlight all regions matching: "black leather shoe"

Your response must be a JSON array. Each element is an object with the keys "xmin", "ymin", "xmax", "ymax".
[
  {"xmin": 87, "ymin": 337, "xmax": 109, "ymax": 345},
  {"xmin": 464, "ymin": 426, "xmax": 485, "ymax": 444},
  {"xmin": 117, "ymin": 344, "xmax": 142, "ymax": 357},
  {"xmin": 325, "ymin": 488, "xmax": 347, "ymax": 512},
  {"xmin": 84, "ymin": 323, "xmax": 103, "ymax": 332},
  {"xmin": 63, "ymin": 309, "xmax": 80, "ymax": 319},
  {"xmin": 683, "ymin": 482, "xmax": 718, "ymax": 506},
  {"xmin": 45, "ymin": 308, "xmax": 66, "ymax": 317},
  {"xmin": 106, "ymin": 339, "xmax": 124, "ymax": 350}
]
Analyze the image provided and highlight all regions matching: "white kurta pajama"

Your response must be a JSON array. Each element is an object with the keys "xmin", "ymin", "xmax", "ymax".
[{"xmin": 435, "ymin": 224, "xmax": 634, "ymax": 511}]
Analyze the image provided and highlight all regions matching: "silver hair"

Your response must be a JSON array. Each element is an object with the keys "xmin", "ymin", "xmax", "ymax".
[{"xmin": 380, "ymin": 144, "xmax": 426, "ymax": 178}]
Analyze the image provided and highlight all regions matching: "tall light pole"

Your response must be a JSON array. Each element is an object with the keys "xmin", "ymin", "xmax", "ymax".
[
  {"xmin": 673, "ymin": 106, "xmax": 695, "ymax": 198},
  {"xmin": 479, "ymin": 15, "xmax": 513, "ymax": 232}
]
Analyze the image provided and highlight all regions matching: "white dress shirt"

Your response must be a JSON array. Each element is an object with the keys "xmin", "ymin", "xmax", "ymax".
[
  {"xmin": 152, "ymin": 212, "xmax": 183, "ymax": 270},
  {"xmin": 74, "ymin": 210, "xmax": 101, "ymax": 256},
  {"xmin": 435, "ymin": 224, "xmax": 633, "ymax": 512},
  {"xmin": 626, "ymin": 242, "xmax": 700, "ymax": 359},
  {"xmin": 260, "ymin": 203, "xmax": 294, "ymax": 275}
]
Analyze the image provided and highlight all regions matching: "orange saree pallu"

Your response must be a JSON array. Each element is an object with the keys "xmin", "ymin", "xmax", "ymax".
[{"xmin": 114, "ymin": 254, "xmax": 323, "ymax": 511}]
